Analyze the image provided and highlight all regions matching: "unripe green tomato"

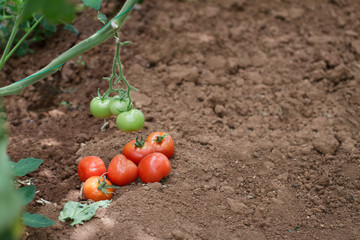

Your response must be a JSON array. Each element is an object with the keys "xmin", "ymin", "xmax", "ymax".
[
  {"xmin": 109, "ymin": 97, "xmax": 133, "ymax": 116},
  {"xmin": 90, "ymin": 97, "xmax": 112, "ymax": 119},
  {"xmin": 116, "ymin": 109, "xmax": 145, "ymax": 132}
]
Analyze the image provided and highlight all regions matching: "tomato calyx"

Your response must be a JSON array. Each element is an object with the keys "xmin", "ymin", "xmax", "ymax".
[
  {"xmin": 133, "ymin": 136, "xmax": 146, "ymax": 148},
  {"xmin": 113, "ymin": 89, "xmax": 133, "ymax": 111},
  {"xmin": 153, "ymin": 133, "xmax": 170, "ymax": 143},
  {"xmin": 97, "ymin": 88, "xmax": 111, "ymax": 101},
  {"xmin": 160, "ymin": 175, "xmax": 170, "ymax": 183},
  {"xmin": 97, "ymin": 173, "xmax": 119, "ymax": 195}
]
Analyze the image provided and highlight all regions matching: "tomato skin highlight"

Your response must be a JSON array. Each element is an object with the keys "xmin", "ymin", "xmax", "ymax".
[
  {"xmin": 122, "ymin": 140, "xmax": 155, "ymax": 165},
  {"xmin": 116, "ymin": 109, "xmax": 145, "ymax": 132},
  {"xmin": 107, "ymin": 154, "xmax": 138, "ymax": 186},
  {"xmin": 78, "ymin": 156, "xmax": 107, "ymax": 182},
  {"xmin": 90, "ymin": 97, "xmax": 112, "ymax": 119},
  {"xmin": 83, "ymin": 176, "xmax": 113, "ymax": 201},
  {"xmin": 138, "ymin": 152, "xmax": 171, "ymax": 183},
  {"xmin": 109, "ymin": 97, "xmax": 133, "ymax": 116},
  {"xmin": 146, "ymin": 132, "xmax": 175, "ymax": 158}
]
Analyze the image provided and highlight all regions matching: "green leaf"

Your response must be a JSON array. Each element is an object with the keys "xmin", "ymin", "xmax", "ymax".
[
  {"xmin": 40, "ymin": 18, "xmax": 57, "ymax": 33},
  {"xmin": 18, "ymin": 185, "xmax": 36, "ymax": 206},
  {"xmin": 82, "ymin": 0, "xmax": 103, "ymax": 10},
  {"xmin": 59, "ymin": 200, "xmax": 111, "ymax": 226},
  {"xmin": 22, "ymin": 212, "xmax": 56, "ymax": 228},
  {"xmin": 97, "ymin": 11, "xmax": 107, "ymax": 24},
  {"xmin": 15, "ymin": 42, "xmax": 30, "ymax": 56},
  {"xmin": 11, "ymin": 157, "xmax": 43, "ymax": 177},
  {"xmin": 23, "ymin": 0, "xmax": 75, "ymax": 23},
  {"xmin": 64, "ymin": 24, "xmax": 78, "ymax": 35},
  {"xmin": 8, "ymin": 160, "xmax": 16, "ymax": 168}
]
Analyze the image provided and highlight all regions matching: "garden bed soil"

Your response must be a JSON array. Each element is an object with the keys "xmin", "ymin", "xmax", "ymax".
[{"xmin": 2, "ymin": 0, "xmax": 360, "ymax": 239}]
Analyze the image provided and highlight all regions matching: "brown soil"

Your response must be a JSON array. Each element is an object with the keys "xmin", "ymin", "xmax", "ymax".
[{"xmin": 2, "ymin": 0, "xmax": 360, "ymax": 239}]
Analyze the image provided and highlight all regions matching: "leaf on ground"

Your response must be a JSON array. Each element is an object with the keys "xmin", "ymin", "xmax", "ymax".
[
  {"xmin": 18, "ymin": 185, "xmax": 36, "ymax": 206},
  {"xmin": 22, "ymin": 212, "xmax": 56, "ymax": 228},
  {"xmin": 11, "ymin": 157, "xmax": 43, "ymax": 177},
  {"xmin": 59, "ymin": 200, "xmax": 111, "ymax": 226}
]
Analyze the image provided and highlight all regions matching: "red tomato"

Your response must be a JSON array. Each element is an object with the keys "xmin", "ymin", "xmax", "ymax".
[
  {"xmin": 107, "ymin": 154, "xmax": 138, "ymax": 186},
  {"xmin": 122, "ymin": 137, "xmax": 155, "ymax": 165},
  {"xmin": 78, "ymin": 156, "xmax": 107, "ymax": 182},
  {"xmin": 146, "ymin": 132, "xmax": 174, "ymax": 158},
  {"xmin": 83, "ymin": 176, "xmax": 114, "ymax": 201},
  {"xmin": 138, "ymin": 152, "xmax": 171, "ymax": 183}
]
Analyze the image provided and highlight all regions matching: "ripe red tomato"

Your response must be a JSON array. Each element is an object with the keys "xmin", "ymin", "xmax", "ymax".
[
  {"xmin": 107, "ymin": 154, "xmax": 138, "ymax": 186},
  {"xmin": 138, "ymin": 152, "xmax": 171, "ymax": 183},
  {"xmin": 83, "ymin": 176, "xmax": 114, "ymax": 201},
  {"xmin": 146, "ymin": 132, "xmax": 174, "ymax": 158},
  {"xmin": 122, "ymin": 137, "xmax": 155, "ymax": 165},
  {"xmin": 78, "ymin": 156, "xmax": 107, "ymax": 182}
]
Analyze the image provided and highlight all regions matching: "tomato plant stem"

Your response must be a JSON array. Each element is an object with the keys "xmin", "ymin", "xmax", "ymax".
[
  {"xmin": 104, "ymin": 32, "xmax": 136, "ymax": 110},
  {"xmin": 115, "ymin": 39, "xmax": 137, "ymax": 109},
  {"xmin": 3, "ymin": 15, "xmax": 45, "ymax": 66},
  {"xmin": 0, "ymin": 0, "xmax": 137, "ymax": 96},
  {"xmin": 0, "ymin": 8, "xmax": 24, "ymax": 71}
]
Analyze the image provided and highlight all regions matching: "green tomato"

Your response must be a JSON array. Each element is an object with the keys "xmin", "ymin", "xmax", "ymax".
[
  {"xmin": 109, "ymin": 97, "xmax": 133, "ymax": 116},
  {"xmin": 116, "ymin": 109, "xmax": 145, "ymax": 132},
  {"xmin": 90, "ymin": 97, "xmax": 112, "ymax": 119}
]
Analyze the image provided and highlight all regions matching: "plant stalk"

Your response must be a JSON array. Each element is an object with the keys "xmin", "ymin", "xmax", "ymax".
[
  {"xmin": 3, "ymin": 15, "xmax": 45, "ymax": 65},
  {"xmin": 0, "ymin": 0, "xmax": 137, "ymax": 96},
  {"xmin": 0, "ymin": 8, "xmax": 24, "ymax": 71}
]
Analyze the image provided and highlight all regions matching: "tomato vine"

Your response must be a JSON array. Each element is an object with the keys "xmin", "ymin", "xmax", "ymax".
[
  {"xmin": 102, "ymin": 33, "xmax": 137, "ymax": 111},
  {"xmin": 0, "ymin": 0, "xmax": 138, "ymax": 96}
]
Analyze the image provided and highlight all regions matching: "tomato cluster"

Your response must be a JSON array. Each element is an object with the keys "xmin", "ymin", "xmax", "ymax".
[
  {"xmin": 90, "ymin": 96, "xmax": 144, "ymax": 132},
  {"xmin": 78, "ymin": 132, "xmax": 174, "ymax": 201}
]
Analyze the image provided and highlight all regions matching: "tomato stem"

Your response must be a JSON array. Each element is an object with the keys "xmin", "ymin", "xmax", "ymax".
[
  {"xmin": 133, "ymin": 136, "xmax": 145, "ymax": 148},
  {"xmin": 0, "ymin": 6, "xmax": 24, "ymax": 71},
  {"xmin": 97, "ymin": 173, "xmax": 113, "ymax": 196},
  {"xmin": 102, "ymin": 32, "xmax": 136, "ymax": 111},
  {"xmin": 97, "ymin": 173, "xmax": 120, "ymax": 196},
  {"xmin": 114, "ymin": 33, "xmax": 137, "ymax": 110},
  {"xmin": 154, "ymin": 134, "xmax": 170, "ymax": 143},
  {"xmin": 1, "ymin": 15, "xmax": 45, "ymax": 70},
  {"xmin": 0, "ymin": 0, "xmax": 138, "ymax": 96}
]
